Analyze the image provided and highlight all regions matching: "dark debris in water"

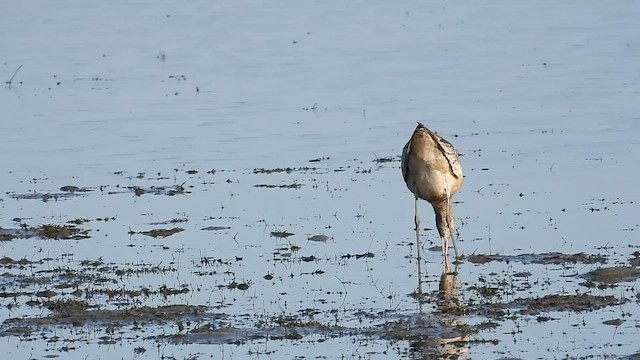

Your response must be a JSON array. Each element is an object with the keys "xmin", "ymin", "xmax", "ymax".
[
  {"xmin": 512, "ymin": 294, "xmax": 623, "ymax": 315},
  {"xmin": 630, "ymin": 251, "xmax": 640, "ymax": 267},
  {"xmin": 38, "ymin": 224, "xmax": 90, "ymax": 240},
  {"xmin": 1, "ymin": 304, "xmax": 209, "ymax": 333},
  {"xmin": 132, "ymin": 227, "xmax": 185, "ymax": 238},
  {"xmin": 373, "ymin": 156, "xmax": 396, "ymax": 163},
  {"xmin": 271, "ymin": 230, "xmax": 294, "ymax": 238},
  {"xmin": 8, "ymin": 189, "xmax": 91, "ymax": 202},
  {"xmin": 1, "ymin": 223, "xmax": 89, "ymax": 241},
  {"xmin": 0, "ymin": 256, "xmax": 32, "ymax": 266},
  {"xmin": 602, "ymin": 318, "xmax": 624, "ymax": 326},
  {"xmin": 45, "ymin": 299, "xmax": 91, "ymax": 315},
  {"xmin": 224, "ymin": 281, "xmax": 251, "ymax": 291},
  {"xmin": 308, "ymin": 234, "xmax": 329, "ymax": 242},
  {"xmin": 169, "ymin": 321, "xmax": 348, "ymax": 346},
  {"xmin": 375, "ymin": 313, "xmax": 478, "ymax": 352},
  {"xmin": 448, "ymin": 291, "xmax": 625, "ymax": 320},
  {"xmin": 59, "ymin": 185, "xmax": 93, "ymax": 193},
  {"xmin": 253, "ymin": 167, "xmax": 316, "ymax": 174},
  {"xmin": 467, "ymin": 252, "xmax": 607, "ymax": 265},
  {"xmin": 0, "ymin": 227, "xmax": 35, "ymax": 241},
  {"xmin": 101, "ymin": 183, "xmax": 191, "ymax": 196},
  {"xmin": 341, "ymin": 252, "xmax": 374, "ymax": 260},
  {"xmin": 254, "ymin": 183, "xmax": 303, "ymax": 189},
  {"xmin": 202, "ymin": 226, "xmax": 231, "ymax": 231},
  {"xmin": 582, "ymin": 266, "xmax": 640, "ymax": 284},
  {"xmin": 126, "ymin": 183, "xmax": 190, "ymax": 196},
  {"xmin": 150, "ymin": 218, "xmax": 188, "ymax": 225},
  {"xmin": 170, "ymin": 310, "xmax": 479, "ymax": 352}
]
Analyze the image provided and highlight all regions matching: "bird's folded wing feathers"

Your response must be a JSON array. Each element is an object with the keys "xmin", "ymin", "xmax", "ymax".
[
  {"xmin": 429, "ymin": 131, "xmax": 463, "ymax": 179},
  {"xmin": 401, "ymin": 140, "xmax": 411, "ymax": 182}
]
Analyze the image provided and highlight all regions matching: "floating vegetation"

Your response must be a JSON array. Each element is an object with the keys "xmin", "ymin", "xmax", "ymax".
[
  {"xmin": 59, "ymin": 185, "xmax": 93, "ymax": 193},
  {"xmin": 373, "ymin": 156, "xmax": 395, "ymax": 163},
  {"xmin": 45, "ymin": 299, "xmax": 91, "ymax": 315},
  {"xmin": 134, "ymin": 227, "xmax": 185, "ymax": 238},
  {"xmin": 224, "ymin": 281, "xmax": 250, "ymax": 291},
  {"xmin": 308, "ymin": 234, "xmax": 329, "ymax": 242},
  {"xmin": 202, "ymin": 226, "xmax": 231, "ymax": 231},
  {"xmin": 126, "ymin": 183, "xmax": 190, "ymax": 196},
  {"xmin": 512, "ymin": 294, "xmax": 623, "ymax": 314},
  {"xmin": 271, "ymin": 231, "xmax": 294, "ymax": 238},
  {"xmin": 253, "ymin": 167, "xmax": 316, "ymax": 174},
  {"xmin": 0, "ymin": 257, "xmax": 32, "ymax": 266},
  {"xmin": 254, "ymin": 183, "xmax": 303, "ymax": 189},
  {"xmin": 467, "ymin": 252, "xmax": 608, "ymax": 265},
  {"xmin": 582, "ymin": 266, "xmax": 640, "ymax": 284},
  {"xmin": 1, "ymin": 304, "xmax": 208, "ymax": 332},
  {"xmin": 9, "ymin": 190, "xmax": 89, "ymax": 202},
  {"xmin": 37, "ymin": 224, "xmax": 90, "ymax": 240},
  {"xmin": 341, "ymin": 252, "xmax": 374, "ymax": 260},
  {"xmin": 150, "ymin": 218, "xmax": 188, "ymax": 225}
]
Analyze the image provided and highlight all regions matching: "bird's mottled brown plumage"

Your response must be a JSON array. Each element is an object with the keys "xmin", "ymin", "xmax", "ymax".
[{"xmin": 402, "ymin": 121, "xmax": 463, "ymax": 261}]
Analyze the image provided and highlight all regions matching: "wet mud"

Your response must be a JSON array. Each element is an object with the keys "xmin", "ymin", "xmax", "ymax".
[
  {"xmin": 1, "ymin": 166, "xmax": 637, "ymax": 359},
  {"xmin": 0, "ymin": 250, "xmax": 628, "ymax": 356}
]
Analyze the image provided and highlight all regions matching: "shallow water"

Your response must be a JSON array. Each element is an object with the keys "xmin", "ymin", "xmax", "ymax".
[{"xmin": 1, "ymin": 1, "xmax": 639, "ymax": 359}]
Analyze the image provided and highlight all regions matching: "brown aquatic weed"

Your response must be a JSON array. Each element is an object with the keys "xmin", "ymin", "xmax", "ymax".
[
  {"xmin": 37, "ymin": 224, "xmax": 89, "ymax": 240},
  {"xmin": 271, "ymin": 230, "xmax": 294, "ymax": 238},
  {"xmin": 136, "ymin": 227, "xmax": 185, "ymax": 238}
]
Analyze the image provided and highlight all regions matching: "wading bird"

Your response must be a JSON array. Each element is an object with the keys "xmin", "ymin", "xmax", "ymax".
[{"xmin": 401, "ymin": 122, "xmax": 463, "ymax": 264}]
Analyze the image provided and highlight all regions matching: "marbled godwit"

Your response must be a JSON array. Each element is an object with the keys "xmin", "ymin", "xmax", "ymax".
[{"xmin": 401, "ymin": 122, "xmax": 463, "ymax": 262}]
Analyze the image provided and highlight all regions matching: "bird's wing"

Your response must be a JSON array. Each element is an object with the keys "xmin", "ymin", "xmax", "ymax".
[
  {"xmin": 428, "ymin": 131, "xmax": 463, "ymax": 179},
  {"xmin": 401, "ymin": 139, "xmax": 411, "ymax": 183}
]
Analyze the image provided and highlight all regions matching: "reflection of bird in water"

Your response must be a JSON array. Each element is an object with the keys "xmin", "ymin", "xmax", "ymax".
[
  {"xmin": 404, "ymin": 266, "xmax": 469, "ymax": 359},
  {"xmin": 402, "ymin": 122, "xmax": 463, "ymax": 267},
  {"xmin": 438, "ymin": 265, "xmax": 461, "ymax": 313},
  {"xmin": 435, "ymin": 266, "xmax": 470, "ymax": 359}
]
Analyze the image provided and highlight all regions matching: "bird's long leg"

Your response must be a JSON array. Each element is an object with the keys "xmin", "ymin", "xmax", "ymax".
[
  {"xmin": 442, "ymin": 237, "xmax": 448, "ymax": 256},
  {"xmin": 414, "ymin": 195, "xmax": 424, "ymax": 304},
  {"xmin": 445, "ymin": 186, "xmax": 459, "ymax": 260},
  {"xmin": 414, "ymin": 195, "xmax": 421, "ymax": 261}
]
